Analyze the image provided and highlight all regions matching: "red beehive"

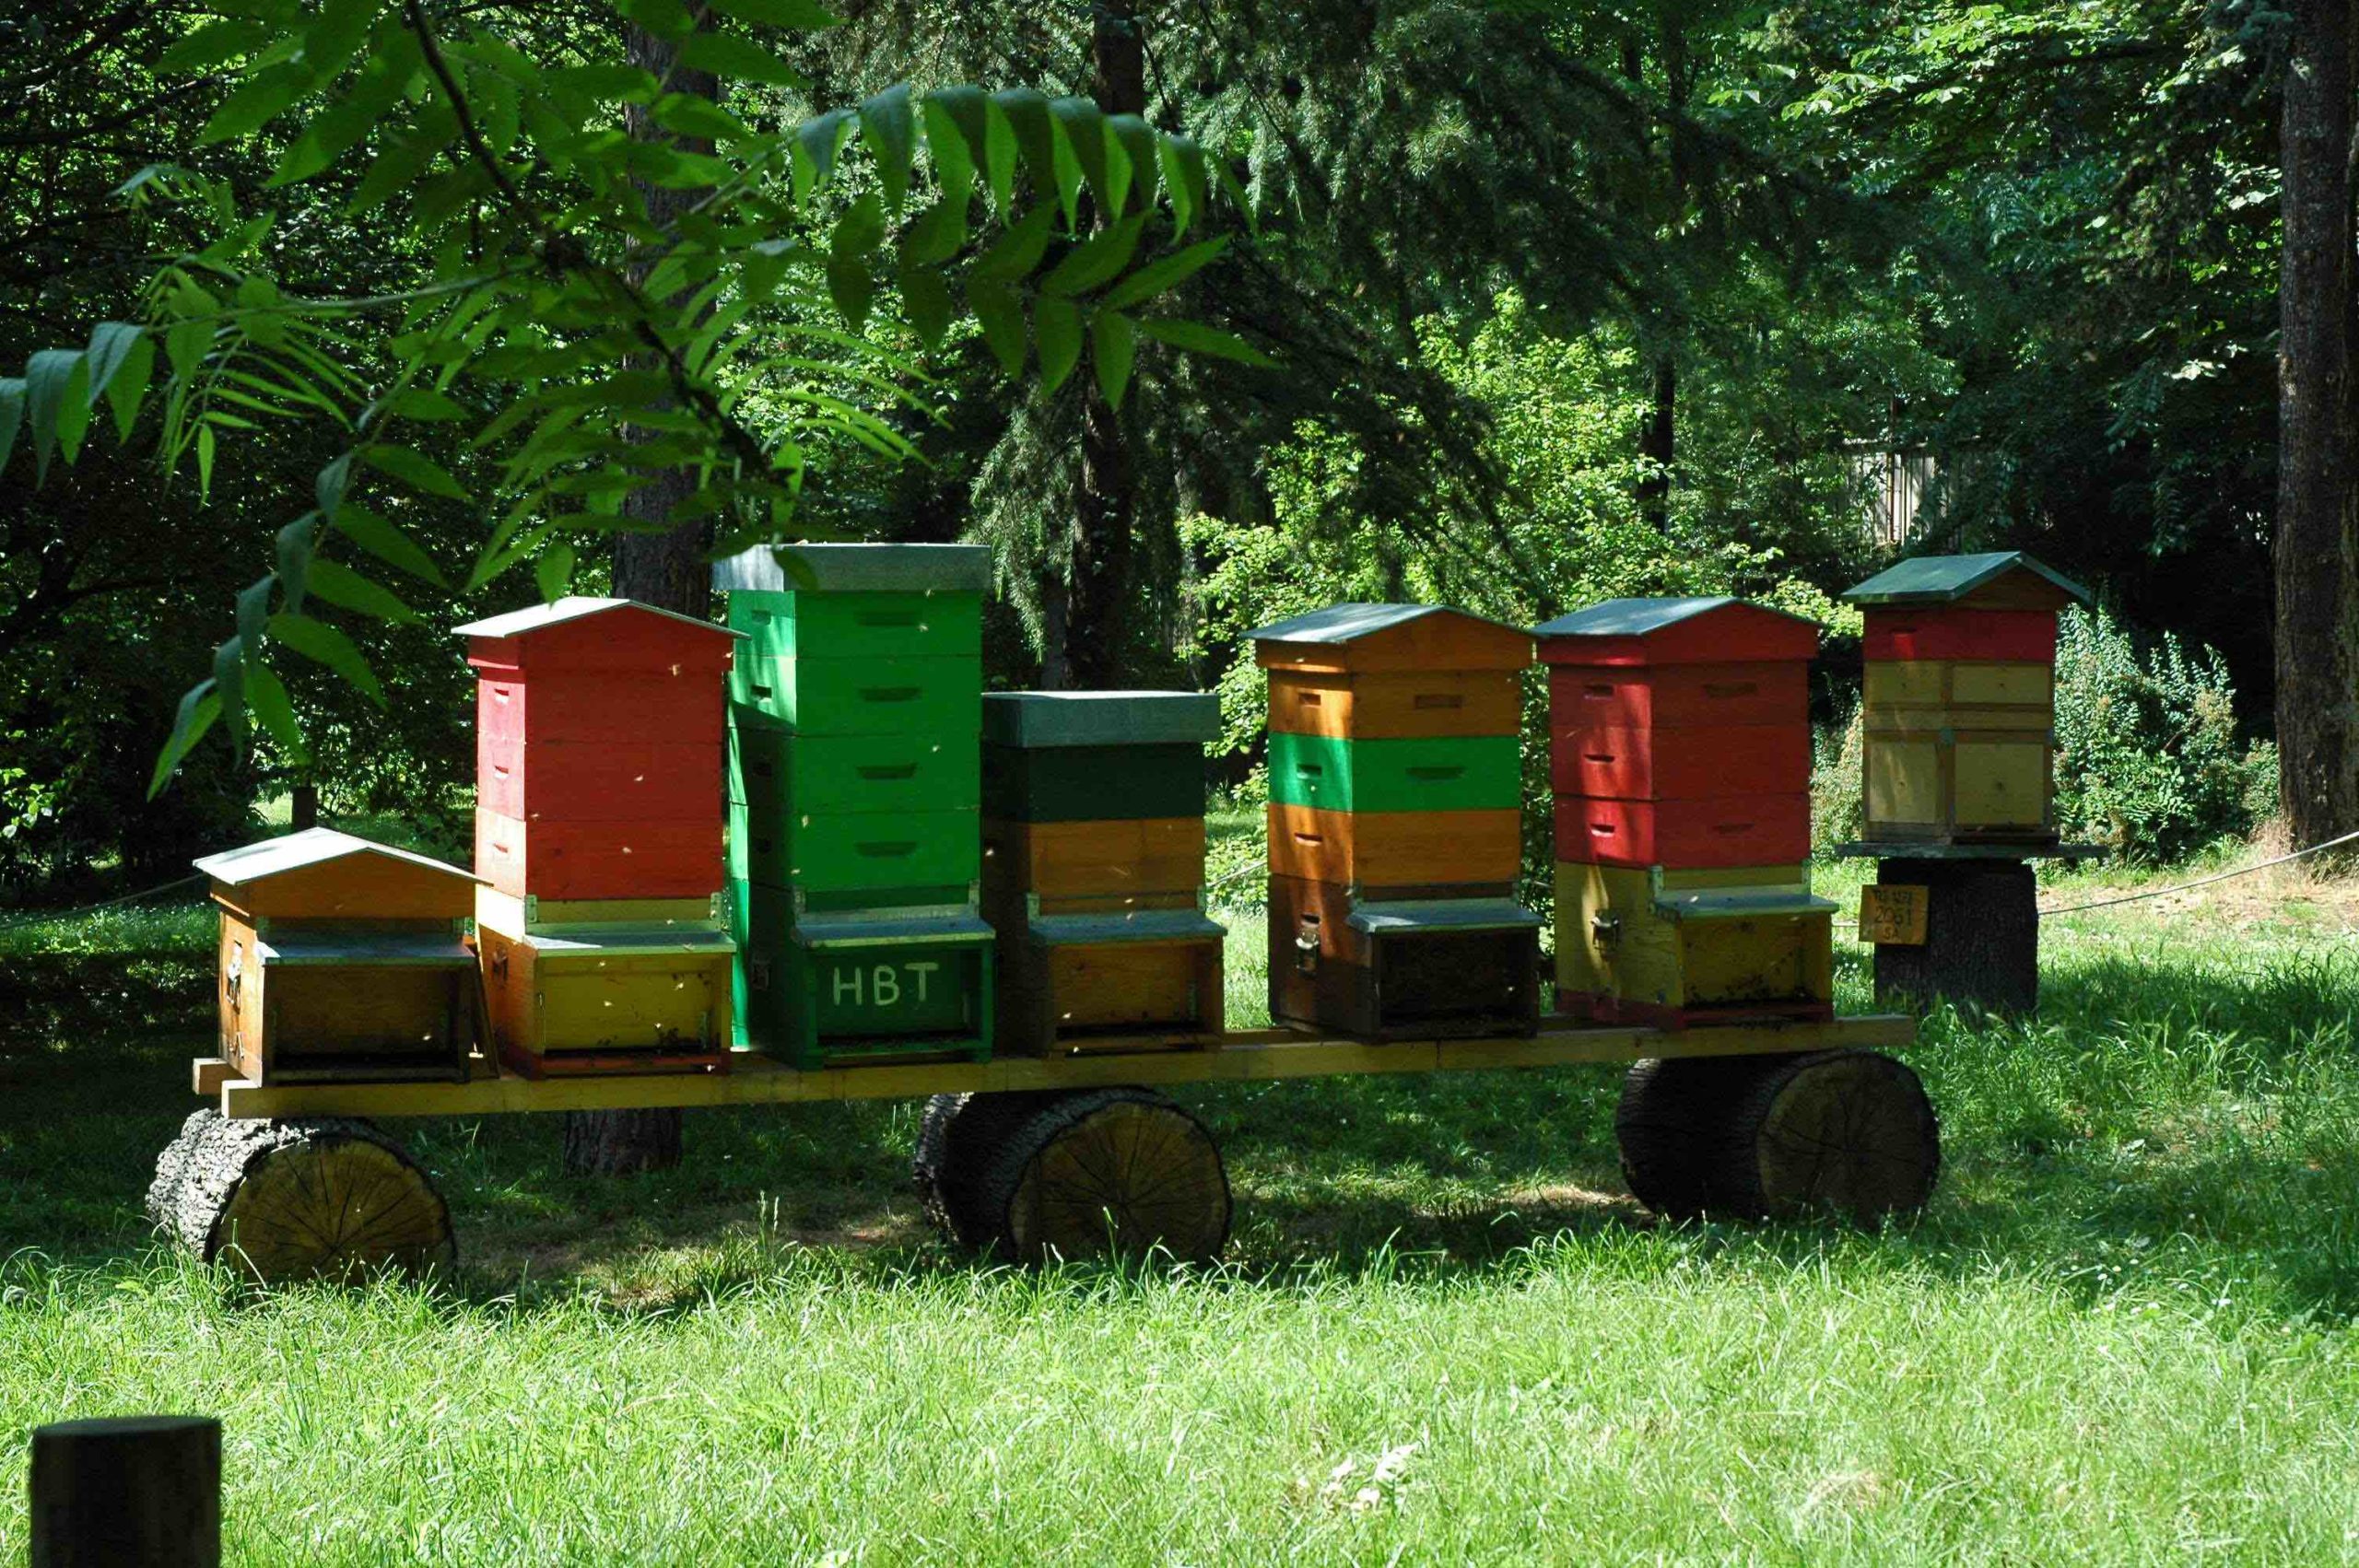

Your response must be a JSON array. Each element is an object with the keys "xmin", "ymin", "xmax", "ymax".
[
  {"xmin": 458, "ymin": 598, "xmax": 742, "ymax": 902},
  {"xmin": 1535, "ymin": 597, "xmax": 1818, "ymax": 870}
]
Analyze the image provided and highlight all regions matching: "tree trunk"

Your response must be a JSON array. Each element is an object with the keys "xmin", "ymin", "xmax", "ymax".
[
  {"xmin": 30, "ymin": 1415, "xmax": 221, "ymax": 1568},
  {"xmin": 563, "ymin": 22, "xmax": 722, "ymax": 1177},
  {"xmin": 1061, "ymin": 1, "xmax": 1146, "ymax": 691},
  {"xmin": 2274, "ymin": 0, "xmax": 2359, "ymax": 850},
  {"xmin": 1871, "ymin": 858, "xmax": 2039, "ymax": 1017},
  {"xmin": 1637, "ymin": 352, "xmax": 1674, "ymax": 529}
]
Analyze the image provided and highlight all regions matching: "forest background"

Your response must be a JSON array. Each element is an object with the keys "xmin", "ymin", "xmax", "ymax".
[{"xmin": 0, "ymin": 0, "xmax": 2305, "ymax": 895}]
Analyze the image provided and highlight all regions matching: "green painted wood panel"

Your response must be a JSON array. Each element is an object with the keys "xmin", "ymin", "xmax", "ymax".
[
  {"xmin": 730, "ymin": 726, "xmax": 980, "ymax": 814},
  {"xmin": 730, "ymin": 654, "xmax": 981, "ymax": 735},
  {"xmin": 980, "ymin": 743, "xmax": 1203, "ymax": 823},
  {"xmin": 734, "ymin": 803, "xmax": 980, "ymax": 895},
  {"xmin": 728, "ymin": 591, "xmax": 982, "ymax": 661},
  {"xmin": 734, "ymin": 879, "xmax": 992, "ymax": 1066},
  {"xmin": 1268, "ymin": 731, "xmax": 1521, "ymax": 813}
]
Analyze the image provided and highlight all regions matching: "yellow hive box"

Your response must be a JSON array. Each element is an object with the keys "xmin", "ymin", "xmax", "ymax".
[
  {"xmin": 1555, "ymin": 862, "xmax": 1835, "ymax": 1027},
  {"xmin": 1861, "ymin": 659, "xmax": 2054, "ymax": 840},
  {"xmin": 475, "ymin": 889, "xmax": 734, "ymax": 1078}
]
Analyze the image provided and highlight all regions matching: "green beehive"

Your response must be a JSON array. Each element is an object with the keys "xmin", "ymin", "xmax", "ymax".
[
  {"xmin": 1266, "ymin": 731, "xmax": 1522, "ymax": 814},
  {"xmin": 980, "ymin": 691, "xmax": 1218, "ymax": 824},
  {"xmin": 715, "ymin": 544, "xmax": 992, "ymax": 1067}
]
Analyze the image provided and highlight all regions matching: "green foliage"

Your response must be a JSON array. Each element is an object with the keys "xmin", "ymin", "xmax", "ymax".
[
  {"xmin": 2, "ymin": 1, "xmax": 1246, "ymax": 789},
  {"xmin": 2054, "ymin": 605, "xmax": 2277, "ymax": 860},
  {"xmin": 1812, "ymin": 704, "xmax": 1867, "ymax": 857}
]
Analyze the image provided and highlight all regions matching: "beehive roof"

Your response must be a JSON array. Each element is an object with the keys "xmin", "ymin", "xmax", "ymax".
[
  {"xmin": 194, "ymin": 827, "xmax": 482, "ymax": 887},
  {"xmin": 1246, "ymin": 603, "xmax": 1523, "ymax": 644},
  {"xmin": 1531, "ymin": 596, "xmax": 1823, "ymax": 638},
  {"xmin": 981, "ymin": 691, "xmax": 1221, "ymax": 747},
  {"xmin": 712, "ymin": 543, "xmax": 992, "ymax": 594},
  {"xmin": 453, "ymin": 596, "xmax": 744, "ymax": 640},
  {"xmin": 1841, "ymin": 552, "xmax": 2091, "ymax": 606}
]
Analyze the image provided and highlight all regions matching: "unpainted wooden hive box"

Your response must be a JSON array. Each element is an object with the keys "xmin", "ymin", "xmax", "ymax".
[
  {"xmin": 195, "ymin": 828, "xmax": 484, "ymax": 1084},
  {"xmin": 1842, "ymin": 552, "xmax": 2091, "ymax": 844},
  {"xmin": 1534, "ymin": 596, "xmax": 1835, "ymax": 1027}
]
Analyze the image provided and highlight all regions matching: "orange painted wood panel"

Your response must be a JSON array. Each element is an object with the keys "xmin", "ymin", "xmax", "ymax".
[
  {"xmin": 207, "ymin": 855, "xmax": 475, "ymax": 923},
  {"xmin": 1265, "ymin": 802, "xmax": 1521, "ymax": 888},
  {"xmin": 1253, "ymin": 614, "xmax": 1532, "ymax": 674},
  {"xmin": 1554, "ymin": 793, "xmax": 1810, "ymax": 869},
  {"xmin": 475, "ymin": 808, "xmax": 723, "ymax": 901},
  {"xmin": 476, "ymin": 736, "xmax": 722, "ymax": 824},
  {"xmin": 1264, "ymin": 672, "xmax": 1522, "ymax": 739},
  {"xmin": 1548, "ymin": 663, "xmax": 1805, "ymax": 731},
  {"xmin": 1549, "ymin": 722, "xmax": 1810, "ymax": 801},
  {"xmin": 476, "ymin": 673, "xmax": 725, "ymax": 749},
  {"xmin": 982, "ymin": 816, "xmax": 1206, "ymax": 899}
]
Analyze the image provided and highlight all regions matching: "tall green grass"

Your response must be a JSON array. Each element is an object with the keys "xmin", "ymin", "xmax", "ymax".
[{"xmin": 5, "ymin": 854, "xmax": 2359, "ymax": 1563}]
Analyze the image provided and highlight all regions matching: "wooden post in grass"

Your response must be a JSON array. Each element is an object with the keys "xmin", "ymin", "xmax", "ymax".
[{"xmin": 29, "ymin": 1415, "xmax": 220, "ymax": 1567}]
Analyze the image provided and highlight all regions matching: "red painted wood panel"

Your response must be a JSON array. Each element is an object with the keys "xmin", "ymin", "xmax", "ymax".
[
  {"xmin": 1550, "ymin": 722, "xmax": 1810, "ymax": 801},
  {"xmin": 475, "ymin": 808, "xmax": 723, "ymax": 900},
  {"xmin": 1537, "ymin": 605, "xmax": 1819, "ymax": 668},
  {"xmin": 476, "ymin": 675, "xmax": 725, "ymax": 748},
  {"xmin": 1553, "ymin": 794, "xmax": 1811, "ymax": 869},
  {"xmin": 476, "ymin": 737, "xmax": 722, "ymax": 823},
  {"xmin": 1862, "ymin": 608, "xmax": 2056, "ymax": 663},
  {"xmin": 1547, "ymin": 664, "xmax": 1805, "ymax": 731}
]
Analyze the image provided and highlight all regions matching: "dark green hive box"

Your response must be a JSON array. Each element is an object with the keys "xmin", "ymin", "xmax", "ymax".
[
  {"xmin": 729, "ymin": 719, "xmax": 980, "ymax": 815},
  {"xmin": 731, "ymin": 882, "xmax": 994, "ymax": 1069},
  {"xmin": 980, "ymin": 692, "xmax": 1216, "ymax": 824}
]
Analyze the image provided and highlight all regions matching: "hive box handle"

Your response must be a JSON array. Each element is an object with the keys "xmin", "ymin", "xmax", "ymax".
[{"xmin": 1584, "ymin": 683, "xmax": 1614, "ymax": 698}]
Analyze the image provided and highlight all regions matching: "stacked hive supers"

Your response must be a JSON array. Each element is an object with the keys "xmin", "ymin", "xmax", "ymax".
[
  {"xmin": 719, "ymin": 544, "xmax": 994, "ymax": 1070},
  {"xmin": 194, "ymin": 829, "xmax": 485, "ymax": 1084},
  {"xmin": 458, "ymin": 599, "xmax": 743, "ymax": 1076},
  {"xmin": 1250, "ymin": 603, "xmax": 1542, "ymax": 1039},
  {"xmin": 1842, "ymin": 552, "xmax": 2091, "ymax": 845},
  {"xmin": 980, "ymin": 692, "xmax": 1226, "ymax": 1053},
  {"xmin": 1537, "ymin": 597, "xmax": 1835, "ymax": 1027}
]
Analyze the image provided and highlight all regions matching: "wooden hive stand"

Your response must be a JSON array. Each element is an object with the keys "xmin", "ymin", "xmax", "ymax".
[
  {"xmin": 1536, "ymin": 596, "xmax": 1835, "ymax": 1030},
  {"xmin": 980, "ymin": 691, "xmax": 1226, "ymax": 1054},
  {"xmin": 1250, "ymin": 603, "xmax": 1543, "ymax": 1040},
  {"xmin": 457, "ymin": 597, "xmax": 744, "ymax": 1077},
  {"xmin": 1838, "ymin": 552, "xmax": 2104, "ymax": 1015},
  {"xmin": 717, "ymin": 543, "xmax": 996, "ymax": 1071}
]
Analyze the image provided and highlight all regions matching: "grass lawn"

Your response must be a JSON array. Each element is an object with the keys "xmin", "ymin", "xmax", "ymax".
[{"xmin": 5, "ymin": 836, "xmax": 2359, "ymax": 1562}]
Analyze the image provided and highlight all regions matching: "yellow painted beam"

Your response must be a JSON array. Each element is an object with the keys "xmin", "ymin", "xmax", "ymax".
[{"xmin": 212, "ymin": 1015, "xmax": 1916, "ymax": 1121}]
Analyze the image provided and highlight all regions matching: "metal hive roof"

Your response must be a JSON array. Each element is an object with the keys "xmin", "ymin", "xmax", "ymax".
[
  {"xmin": 1531, "ymin": 596, "xmax": 1823, "ymax": 638},
  {"xmin": 980, "ymin": 690, "xmax": 1221, "ymax": 747},
  {"xmin": 1841, "ymin": 552, "xmax": 2091, "ymax": 606},
  {"xmin": 712, "ymin": 543, "xmax": 992, "ymax": 594},
  {"xmin": 452, "ymin": 596, "xmax": 742, "ymax": 639},
  {"xmin": 1244, "ymin": 603, "xmax": 1525, "ymax": 644},
  {"xmin": 194, "ymin": 827, "xmax": 483, "ymax": 886}
]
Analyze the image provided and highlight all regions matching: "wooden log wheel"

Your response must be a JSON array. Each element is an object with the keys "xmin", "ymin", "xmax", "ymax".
[
  {"xmin": 1614, "ymin": 1049, "xmax": 1939, "ymax": 1224},
  {"xmin": 916, "ymin": 1087, "xmax": 1231, "ymax": 1264},
  {"xmin": 147, "ymin": 1110, "xmax": 455, "ymax": 1283}
]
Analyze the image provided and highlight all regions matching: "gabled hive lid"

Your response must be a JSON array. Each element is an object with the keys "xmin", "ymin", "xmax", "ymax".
[
  {"xmin": 456, "ymin": 596, "xmax": 743, "ymax": 676},
  {"xmin": 713, "ymin": 543, "xmax": 992, "ymax": 594},
  {"xmin": 1534, "ymin": 596, "xmax": 1821, "ymax": 666},
  {"xmin": 982, "ymin": 691, "xmax": 1221, "ymax": 748},
  {"xmin": 195, "ymin": 827, "xmax": 482, "ymax": 888},
  {"xmin": 1841, "ymin": 552, "xmax": 2090, "ymax": 610},
  {"xmin": 1247, "ymin": 603, "xmax": 1532, "ymax": 673}
]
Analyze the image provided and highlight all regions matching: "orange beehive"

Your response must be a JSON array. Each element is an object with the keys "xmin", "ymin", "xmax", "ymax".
[{"xmin": 196, "ymin": 829, "xmax": 485, "ymax": 1084}]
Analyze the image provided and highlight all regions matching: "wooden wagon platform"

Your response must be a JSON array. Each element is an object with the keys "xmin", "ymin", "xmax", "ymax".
[{"xmin": 190, "ymin": 1013, "xmax": 1913, "ymax": 1120}]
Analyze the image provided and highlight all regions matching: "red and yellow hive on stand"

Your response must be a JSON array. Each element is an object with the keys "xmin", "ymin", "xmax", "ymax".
[
  {"xmin": 457, "ymin": 597, "xmax": 744, "ymax": 1077},
  {"xmin": 1538, "ymin": 596, "xmax": 1835, "ymax": 1027}
]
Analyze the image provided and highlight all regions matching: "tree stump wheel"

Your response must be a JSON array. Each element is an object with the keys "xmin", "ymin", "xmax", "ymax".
[
  {"xmin": 1713, "ymin": 1049, "xmax": 1941, "ymax": 1224},
  {"xmin": 1614, "ymin": 1055, "xmax": 1790, "ymax": 1221},
  {"xmin": 147, "ymin": 1109, "xmax": 455, "ymax": 1284},
  {"xmin": 920, "ymin": 1088, "xmax": 1230, "ymax": 1264}
]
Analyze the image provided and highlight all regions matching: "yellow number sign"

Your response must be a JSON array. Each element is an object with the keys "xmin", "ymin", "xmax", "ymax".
[{"xmin": 1859, "ymin": 883, "xmax": 1930, "ymax": 946}]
